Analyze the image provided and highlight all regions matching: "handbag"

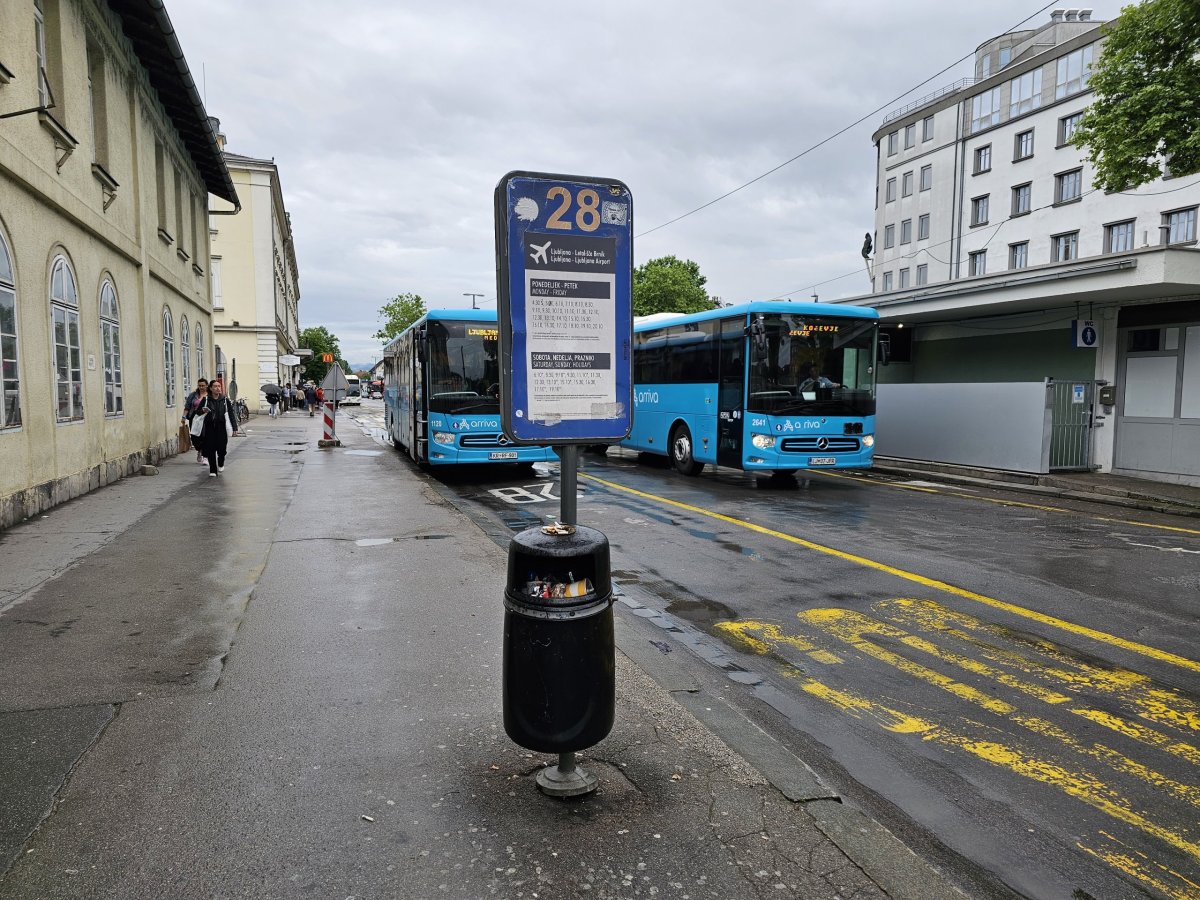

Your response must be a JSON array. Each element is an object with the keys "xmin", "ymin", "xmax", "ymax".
[{"xmin": 190, "ymin": 412, "xmax": 207, "ymax": 436}]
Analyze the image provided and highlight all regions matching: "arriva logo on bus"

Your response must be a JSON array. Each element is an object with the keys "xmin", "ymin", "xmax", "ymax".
[
  {"xmin": 635, "ymin": 391, "xmax": 660, "ymax": 405},
  {"xmin": 453, "ymin": 418, "xmax": 500, "ymax": 430}
]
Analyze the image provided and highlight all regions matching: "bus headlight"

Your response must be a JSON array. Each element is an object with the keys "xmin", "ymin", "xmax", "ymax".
[
  {"xmin": 432, "ymin": 431, "xmax": 456, "ymax": 446},
  {"xmin": 751, "ymin": 434, "xmax": 776, "ymax": 450},
  {"xmin": 862, "ymin": 434, "xmax": 875, "ymax": 448}
]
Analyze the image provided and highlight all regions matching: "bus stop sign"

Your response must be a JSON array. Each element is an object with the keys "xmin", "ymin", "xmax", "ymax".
[{"xmin": 495, "ymin": 171, "xmax": 633, "ymax": 445}]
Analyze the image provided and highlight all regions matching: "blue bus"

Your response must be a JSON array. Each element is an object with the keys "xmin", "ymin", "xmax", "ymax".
[
  {"xmin": 382, "ymin": 309, "xmax": 556, "ymax": 466},
  {"xmin": 620, "ymin": 301, "xmax": 881, "ymax": 476}
]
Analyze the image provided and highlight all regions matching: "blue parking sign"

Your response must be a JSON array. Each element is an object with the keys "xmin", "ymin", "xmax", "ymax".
[{"xmin": 495, "ymin": 172, "xmax": 633, "ymax": 444}]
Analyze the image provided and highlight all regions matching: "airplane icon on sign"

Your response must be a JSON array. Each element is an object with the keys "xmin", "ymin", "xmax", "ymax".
[{"xmin": 529, "ymin": 241, "xmax": 551, "ymax": 265}]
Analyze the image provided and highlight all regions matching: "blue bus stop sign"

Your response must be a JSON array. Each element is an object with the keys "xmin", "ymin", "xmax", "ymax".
[{"xmin": 495, "ymin": 171, "xmax": 633, "ymax": 445}]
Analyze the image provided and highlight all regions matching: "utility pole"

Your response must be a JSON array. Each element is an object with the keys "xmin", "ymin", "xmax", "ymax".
[{"xmin": 463, "ymin": 292, "xmax": 483, "ymax": 309}]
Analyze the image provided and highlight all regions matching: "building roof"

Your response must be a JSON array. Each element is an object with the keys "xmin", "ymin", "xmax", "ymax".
[{"xmin": 105, "ymin": 0, "xmax": 238, "ymax": 204}]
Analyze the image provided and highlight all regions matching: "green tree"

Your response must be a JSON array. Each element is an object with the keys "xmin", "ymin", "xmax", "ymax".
[
  {"xmin": 632, "ymin": 256, "xmax": 715, "ymax": 316},
  {"xmin": 375, "ymin": 293, "xmax": 427, "ymax": 341},
  {"xmin": 298, "ymin": 326, "xmax": 345, "ymax": 385},
  {"xmin": 1073, "ymin": 0, "xmax": 1200, "ymax": 192}
]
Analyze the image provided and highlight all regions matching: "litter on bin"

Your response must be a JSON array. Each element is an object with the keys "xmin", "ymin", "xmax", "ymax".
[{"xmin": 525, "ymin": 571, "xmax": 594, "ymax": 600}]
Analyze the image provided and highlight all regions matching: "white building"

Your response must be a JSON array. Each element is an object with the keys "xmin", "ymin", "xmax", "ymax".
[{"xmin": 848, "ymin": 8, "xmax": 1200, "ymax": 486}]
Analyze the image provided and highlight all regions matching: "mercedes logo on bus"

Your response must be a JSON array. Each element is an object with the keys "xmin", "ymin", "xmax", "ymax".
[
  {"xmin": 816, "ymin": 437, "xmax": 829, "ymax": 450},
  {"xmin": 497, "ymin": 434, "xmax": 510, "ymax": 446}
]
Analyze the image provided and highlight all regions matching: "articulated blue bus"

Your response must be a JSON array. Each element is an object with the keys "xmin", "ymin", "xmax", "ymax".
[
  {"xmin": 620, "ymin": 301, "xmax": 881, "ymax": 475},
  {"xmin": 382, "ymin": 309, "xmax": 556, "ymax": 466}
]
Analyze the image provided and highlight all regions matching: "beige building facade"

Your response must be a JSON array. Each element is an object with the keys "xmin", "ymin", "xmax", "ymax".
[
  {"xmin": 209, "ymin": 145, "xmax": 300, "ymax": 412},
  {"xmin": 0, "ymin": 0, "xmax": 237, "ymax": 529}
]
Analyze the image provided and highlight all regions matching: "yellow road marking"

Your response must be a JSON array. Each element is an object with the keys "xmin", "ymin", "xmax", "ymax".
[
  {"xmin": 786, "ymin": 678, "xmax": 1200, "ymax": 867},
  {"xmin": 582, "ymin": 472, "xmax": 1200, "ymax": 674},
  {"xmin": 1080, "ymin": 832, "xmax": 1200, "ymax": 900}
]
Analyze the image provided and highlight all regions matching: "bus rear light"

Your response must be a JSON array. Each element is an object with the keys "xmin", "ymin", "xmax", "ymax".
[
  {"xmin": 751, "ymin": 434, "xmax": 776, "ymax": 450},
  {"xmin": 433, "ymin": 431, "xmax": 456, "ymax": 446}
]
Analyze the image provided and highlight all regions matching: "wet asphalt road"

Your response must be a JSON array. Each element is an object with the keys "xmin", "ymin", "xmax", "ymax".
[{"xmin": 348, "ymin": 401, "xmax": 1200, "ymax": 900}]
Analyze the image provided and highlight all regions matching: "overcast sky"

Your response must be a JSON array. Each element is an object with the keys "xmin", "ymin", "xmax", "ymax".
[{"xmin": 168, "ymin": 0, "xmax": 1121, "ymax": 366}]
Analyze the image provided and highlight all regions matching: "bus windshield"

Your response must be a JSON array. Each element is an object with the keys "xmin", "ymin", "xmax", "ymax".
[
  {"xmin": 427, "ymin": 320, "xmax": 501, "ymax": 414},
  {"xmin": 746, "ymin": 313, "xmax": 876, "ymax": 417}
]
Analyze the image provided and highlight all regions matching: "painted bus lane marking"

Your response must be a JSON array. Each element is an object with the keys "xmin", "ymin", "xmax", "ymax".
[
  {"xmin": 815, "ymin": 469, "xmax": 1200, "ymax": 537},
  {"xmin": 716, "ymin": 608, "xmax": 1200, "ymax": 900},
  {"xmin": 580, "ymin": 472, "xmax": 1200, "ymax": 675}
]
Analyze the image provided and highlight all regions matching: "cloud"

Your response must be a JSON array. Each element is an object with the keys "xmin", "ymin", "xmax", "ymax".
[{"xmin": 166, "ymin": 0, "xmax": 1123, "ymax": 363}]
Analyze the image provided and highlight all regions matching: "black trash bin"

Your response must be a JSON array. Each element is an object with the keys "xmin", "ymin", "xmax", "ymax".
[{"xmin": 503, "ymin": 524, "xmax": 615, "ymax": 754}]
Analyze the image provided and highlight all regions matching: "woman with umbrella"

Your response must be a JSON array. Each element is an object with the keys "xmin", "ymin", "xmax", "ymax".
[{"xmin": 262, "ymin": 382, "xmax": 282, "ymax": 418}]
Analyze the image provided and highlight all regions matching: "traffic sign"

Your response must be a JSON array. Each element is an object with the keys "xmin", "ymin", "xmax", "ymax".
[
  {"xmin": 495, "ymin": 171, "xmax": 633, "ymax": 445},
  {"xmin": 321, "ymin": 366, "xmax": 350, "ymax": 401}
]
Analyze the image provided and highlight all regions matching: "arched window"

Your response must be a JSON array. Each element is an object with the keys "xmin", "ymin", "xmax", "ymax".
[
  {"xmin": 99, "ymin": 280, "xmax": 122, "ymax": 415},
  {"xmin": 195, "ymin": 325, "xmax": 204, "ymax": 379},
  {"xmin": 180, "ymin": 316, "xmax": 191, "ymax": 389},
  {"xmin": 162, "ymin": 307, "xmax": 176, "ymax": 407},
  {"xmin": 50, "ymin": 255, "xmax": 83, "ymax": 422},
  {"xmin": 0, "ymin": 231, "xmax": 19, "ymax": 428}
]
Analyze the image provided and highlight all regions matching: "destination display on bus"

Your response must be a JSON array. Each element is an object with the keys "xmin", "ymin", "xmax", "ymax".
[{"xmin": 495, "ymin": 171, "xmax": 634, "ymax": 445}]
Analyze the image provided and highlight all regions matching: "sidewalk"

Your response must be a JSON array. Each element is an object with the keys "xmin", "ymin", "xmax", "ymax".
[{"xmin": 0, "ymin": 414, "xmax": 965, "ymax": 899}]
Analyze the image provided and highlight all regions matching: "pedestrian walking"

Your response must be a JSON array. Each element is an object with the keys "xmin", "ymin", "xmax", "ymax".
[
  {"xmin": 266, "ymin": 387, "xmax": 280, "ymax": 418},
  {"xmin": 190, "ymin": 380, "xmax": 239, "ymax": 478},
  {"xmin": 181, "ymin": 377, "xmax": 210, "ymax": 463},
  {"xmin": 304, "ymin": 383, "xmax": 317, "ymax": 417}
]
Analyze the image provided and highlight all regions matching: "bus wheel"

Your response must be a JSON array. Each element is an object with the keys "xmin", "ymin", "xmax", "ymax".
[{"xmin": 670, "ymin": 424, "xmax": 704, "ymax": 476}]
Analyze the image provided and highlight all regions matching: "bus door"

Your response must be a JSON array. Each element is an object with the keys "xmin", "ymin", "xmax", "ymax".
[
  {"xmin": 414, "ymin": 329, "xmax": 428, "ymax": 462},
  {"xmin": 717, "ymin": 317, "xmax": 745, "ymax": 468}
]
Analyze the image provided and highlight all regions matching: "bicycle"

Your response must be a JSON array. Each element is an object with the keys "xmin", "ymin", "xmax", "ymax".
[{"xmin": 235, "ymin": 398, "xmax": 250, "ymax": 425}]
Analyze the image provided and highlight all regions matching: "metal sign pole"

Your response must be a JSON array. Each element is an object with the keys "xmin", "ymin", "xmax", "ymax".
[{"xmin": 557, "ymin": 445, "xmax": 578, "ymax": 526}]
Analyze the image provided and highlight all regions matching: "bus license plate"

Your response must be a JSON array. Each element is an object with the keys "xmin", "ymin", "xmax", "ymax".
[
  {"xmin": 490, "ymin": 451, "xmax": 519, "ymax": 460},
  {"xmin": 808, "ymin": 456, "xmax": 837, "ymax": 466}
]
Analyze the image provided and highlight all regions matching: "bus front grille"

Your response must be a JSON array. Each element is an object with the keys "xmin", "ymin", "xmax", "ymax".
[
  {"xmin": 779, "ymin": 437, "xmax": 860, "ymax": 453},
  {"xmin": 459, "ymin": 433, "xmax": 509, "ymax": 449}
]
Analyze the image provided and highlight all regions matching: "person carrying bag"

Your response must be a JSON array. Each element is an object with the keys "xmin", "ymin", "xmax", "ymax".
[{"xmin": 194, "ymin": 380, "xmax": 239, "ymax": 478}]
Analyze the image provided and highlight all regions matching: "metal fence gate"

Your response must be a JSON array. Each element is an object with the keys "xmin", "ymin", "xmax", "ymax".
[{"xmin": 1047, "ymin": 379, "xmax": 1097, "ymax": 471}]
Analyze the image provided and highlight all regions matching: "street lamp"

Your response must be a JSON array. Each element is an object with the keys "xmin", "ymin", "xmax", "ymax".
[{"xmin": 463, "ymin": 292, "xmax": 483, "ymax": 309}]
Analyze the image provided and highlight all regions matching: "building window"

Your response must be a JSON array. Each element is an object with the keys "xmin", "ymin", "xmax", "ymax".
[
  {"xmin": 86, "ymin": 38, "xmax": 109, "ymax": 166},
  {"xmin": 1012, "ymin": 182, "xmax": 1032, "ymax": 216},
  {"xmin": 969, "ymin": 87, "xmax": 1001, "ymax": 133},
  {"xmin": 1009, "ymin": 242, "xmax": 1029, "ymax": 269},
  {"xmin": 920, "ymin": 164, "xmax": 932, "ymax": 191},
  {"xmin": 1009, "ymin": 70, "xmax": 1043, "ymax": 117},
  {"xmin": 195, "ymin": 325, "xmax": 205, "ymax": 380},
  {"xmin": 163, "ymin": 308, "xmax": 176, "ymax": 407},
  {"xmin": 1058, "ymin": 112, "xmax": 1083, "ymax": 146},
  {"xmin": 155, "ymin": 142, "xmax": 169, "ymax": 236},
  {"xmin": 1052, "ymin": 231, "xmax": 1079, "ymax": 262},
  {"xmin": 50, "ymin": 256, "xmax": 83, "ymax": 422},
  {"xmin": 904, "ymin": 123, "xmax": 916, "ymax": 149},
  {"xmin": 900, "ymin": 219, "xmax": 912, "ymax": 244},
  {"xmin": 180, "ymin": 316, "xmax": 191, "ymax": 389},
  {"xmin": 99, "ymin": 280, "xmax": 122, "ymax": 416},
  {"xmin": 887, "ymin": 132, "xmax": 898, "ymax": 156},
  {"xmin": 916, "ymin": 264, "xmax": 928, "ymax": 285},
  {"xmin": 971, "ymin": 195, "xmax": 990, "ymax": 226},
  {"xmin": 974, "ymin": 144, "xmax": 992, "ymax": 174},
  {"xmin": 34, "ymin": 0, "xmax": 51, "ymax": 106},
  {"xmin": 968, "ymin": 250, "xmax": 987, "ymax": 276},
  {"xmin": 981, "ymin": 53, "xmax": 991, "ymax": 79},
  {"xmin": 902, "ymin": 171, "xmax": 913, "ymax": 197},
  {"xmin": 1106, "ymin": 220, "xmax": 1135, "ymax": 253},
  {"xmin": 923, "ymin": 115, "xmax": 934, "ymax": 141},
  {"xmin": 918, "ymin": 214, "xmax": 930, "ymax": 240},
  {"xmin": 999, "ymin": 47, "xmax": 1012, "ymax": 69},
  {"xmin": 1055, "ymin": 44, "xmax": 1094, "ymax": 100},
  {"xmin": 882, "ymin": 271, "xmax": 893, "ymax": 291},
  {"xmin": 898, "ymin": 268, "xmax": 910, "ymax": 289},
  {"xmin": 0, "ymin": 233, "xmax": 20, "ymax": 428},
  {"xmin": 1014, "ymin": 130, "xmax": 1035, "ymax": 162},
  {"xmin": 884, "ymin": 224, "xmax": 895, "ymax": 249},
  {"xmin": 1164, "ymin": 207, "xmax": 1198, "ymax": 244},
  {"xmin": 885, "ymin": 178, "xmax": 896, "ymax": 203},
  {"xmin": 174, "ymin": 168, "xmax": 187, "ymax": 259},
  {"xmin": 210, "ymin": 257, "xmax": 223, "ymax": 308},
  {"xmin": 1055, "ymin": 168, "xmax": 1083, "ymax": 204}
]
